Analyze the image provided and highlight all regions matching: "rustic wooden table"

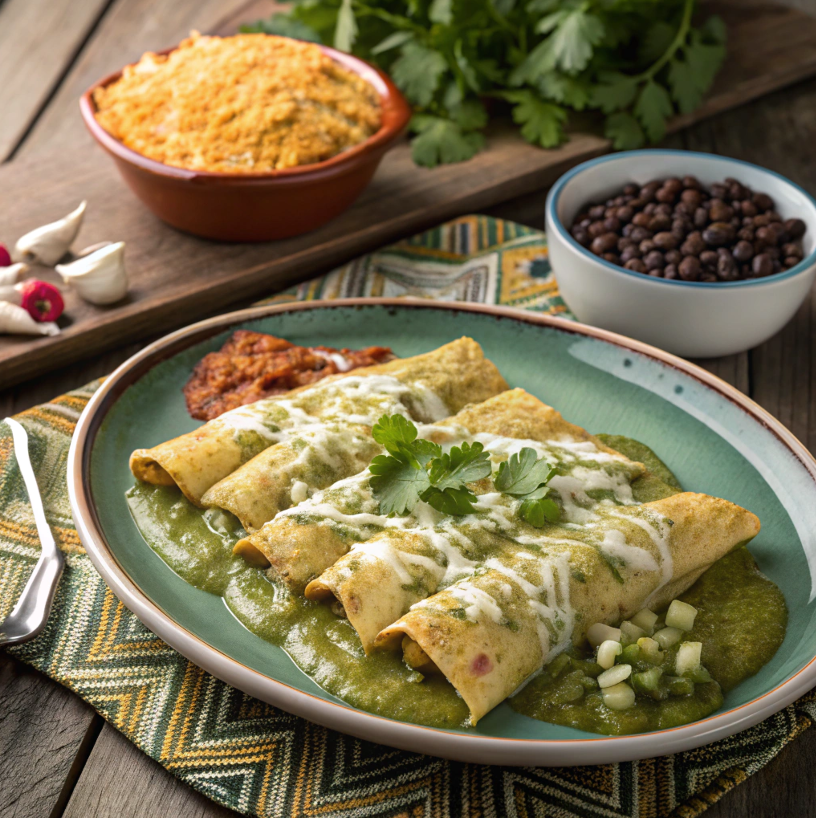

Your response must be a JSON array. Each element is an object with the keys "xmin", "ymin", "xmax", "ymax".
[{"xmin": 1, "ymin": 1, "xmax": 814, "ymax": 816}]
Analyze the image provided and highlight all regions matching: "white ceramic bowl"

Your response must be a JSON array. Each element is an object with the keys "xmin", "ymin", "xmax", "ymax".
[{"xmin": 546, "ymin": 150, "xmax": 816, "ymax": 358}]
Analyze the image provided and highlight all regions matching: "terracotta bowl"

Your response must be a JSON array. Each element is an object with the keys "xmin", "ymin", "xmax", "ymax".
[{"xmin": 80, "ymin": 43, "xmax": 412, "ymax": 242}]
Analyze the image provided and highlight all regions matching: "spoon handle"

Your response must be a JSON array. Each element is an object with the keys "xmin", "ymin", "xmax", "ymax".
[{"xmin": 0, "ymin": 418, "xmax": 64, "ymax": 646}]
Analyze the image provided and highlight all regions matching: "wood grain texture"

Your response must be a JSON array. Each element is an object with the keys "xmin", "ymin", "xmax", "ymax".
[
  {"xmin": 0, "ymin": 655, "xmax": 101, "ymax": 818},
  {"xmin": 2, "ymin": 0, "xmax": 816, "ymax": 389},
  {"xmin": 0, "ymin": 0, "xmax": 111, "ymax": 162},
  {"xmin": 62, "ymin": 724, "xmax": 238, "ymax": 818}
]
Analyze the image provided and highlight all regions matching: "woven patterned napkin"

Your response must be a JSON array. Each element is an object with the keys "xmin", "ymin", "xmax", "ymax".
[{"xmin": 2, "ymin": 215, "xmax": 815, "ymax": 818}]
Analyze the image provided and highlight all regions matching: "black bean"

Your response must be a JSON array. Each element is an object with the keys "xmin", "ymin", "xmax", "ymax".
[
  {"xmin": 753, "ymin": 192, "xmax": 774, "ymax": 211},
  {"xmin": 733, "ymin": 240, "xmax": 754, "ymax": 262},
  {"xmin": 621, "ymin": 246, "xmax": 641, "ymax": 263},
  {"xmin": 785, "ymin": 256, "xmax": 801, "ymax": 268},
  {"xmin": 622, "ymin": 223, "xmax": 634, "ymax": 238},
  {"xmin": 623, "ymin": 183, "xmax": 639, "ymax": 196},
  {"xmin": 603, "ymin": 217, "xmax": 621, "ymax": 233},
  {"xmin": 710, "ymin": 183, "xmax": 728, "ymax": 200},
  {"xmin": 652, "ymin": 231, "xmax": 678, "ymax": 250},
  {"xmin": 639, "ymin": 239, "xmax": 656, "ymax": 254},
  {"xmin": 588, "ymin": 221, "xmax": 607, "ymax": 238},
  {"xmin": 693, "ymin": 207, "xmax": 709, "ymax": 228},
  {"xmin": 709, "ymin": 200, "xmax": 733, "ymax": 222},
  {"xmin": 572, "ymin": 229, "xmax": 590, "ymax": 247},
  {"xmin": 625, "ymin": 258, "xmax": 647, "ymax": 273},
  {"xmin": 644, "ymin": 250, "xmax": 665, "ymax": 270},
  {"xmin": 755, "ymin": 225, "xmax": 778, "ymax": 246},
  {"xmin": 717, "ymin": 248, "xmax": 739, "ymax": 281},
  {"xmin": 702, "ymin": 222, "xmax": 735, "ymax": 246},
  {"xmin": 752, "ymin": 253, "xmax": 774, "ymax": 277},
  {"xmin": 618, "ymin": 237, "xmax": 636, "ymax": 251},
  {"xmin": 682, "ymin": 175, "xmax": 702, "ymax": 190},
  {"xmin": 700, "ymin": 250, "xmax": 719, "ymax": 268},
  {"xmin": 664, "ymin": 263, "xmax": 679, "ymax": 280},
  {"xmin": 679, "ymin": 256, "xmax": 701, "ymax": 281},
  {"xmin": 589, "ymin": 205, "xmax": 606, "ymax": 220},
  {"xmin": 602, "ymin": 253, "xmax": 620, "ymax": 264},
  {"xmin": 681, "ymin": 232, "xmax": 706, "ymax": 256},
  {"xmin": 665, "ymin": 249, "xmax": 682, "ymax": 265},
  {"xmin": 629, "ymin": 226, "xmax": 653, "ymax": 243},
  {"xmin": 782, "ymin": 242, "xmax": 803, "ymax": 259},
  {"xmin": 616, "ymin": 206, "xmax": 634, "ymax": 223},
  {"xmin": 740, "ymin": 200, "xmax": 758, "ymax": 217},
  {"xmin": 632, "ymin": 212, "xmax": 651, "ymax": 227},
  {"xmin": 681, "ymin": 189, "xmax": 703, "ymax": 209},
  {"xmin": 784, "ymin": 218, "xmax": 807, "ymax": 239},
  {"xmin": 591, "ymin": 233, "xmax": 619, "ymax": 254}
]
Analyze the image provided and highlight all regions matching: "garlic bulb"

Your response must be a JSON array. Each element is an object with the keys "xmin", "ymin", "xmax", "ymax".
[
  {"xmin": 0, "ymin": 285, "xmax": 20, "ymax": 303},
  {"xmin": 0, "ymin": 301, "xmax": 59, "ymax": 336},
  {"xmin": 56, "ymin": 241, "xmax": 128, "ymax": 305},
  {"xmin": 13, "ymin": 201, "xmax": 86, "ymax": 266},
  {"xmin": 0, "ymin": 263, "xmax": 29, "ymax": 285}
]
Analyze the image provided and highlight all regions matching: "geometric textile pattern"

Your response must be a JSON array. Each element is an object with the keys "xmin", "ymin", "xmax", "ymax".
[{"xmin": 2, "ymin": 216, "xmax": 812, "ymax": 818}]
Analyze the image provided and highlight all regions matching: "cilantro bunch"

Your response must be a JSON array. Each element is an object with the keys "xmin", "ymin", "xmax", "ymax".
[
  {"xmin": 243, "ymin": 0, "xmax": 726, "ymax": 167},
  {"xmin": 367, "ymin": 414, "xmax": 560, "ymax": 526}
]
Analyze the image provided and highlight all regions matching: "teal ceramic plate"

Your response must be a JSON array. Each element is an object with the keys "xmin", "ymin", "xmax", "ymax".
[{"xmin": 68, "ymin": 299, "xmax": 816, "ymax": 765}]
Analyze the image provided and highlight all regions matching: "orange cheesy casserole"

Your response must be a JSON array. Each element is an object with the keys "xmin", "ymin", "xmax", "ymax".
[{"xmin": 92, "ymin": 33, "xmax": 383, "ymax": 173}]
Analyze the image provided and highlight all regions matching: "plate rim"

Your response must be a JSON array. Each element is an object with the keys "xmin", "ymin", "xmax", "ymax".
[{"xmin": 67, "ymin": 297, "xmax": 816, "ymax": 766}]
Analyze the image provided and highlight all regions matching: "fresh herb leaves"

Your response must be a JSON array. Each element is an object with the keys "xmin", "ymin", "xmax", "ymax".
[
  {"xmin": 246, "ymin": 0, "xmax": 726, "ymax": 166},
  {"xmin": 495, "ymin": 447, "xmax": 560, "ymax": 527},
  {"xmin": 369, "ymin": 417, "xmax": 558, "ymax": 525}
]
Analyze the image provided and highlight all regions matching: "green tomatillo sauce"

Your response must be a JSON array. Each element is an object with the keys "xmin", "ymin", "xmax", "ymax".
[{"xmin": 126, "ymin": 436, "xmax": 787, "ymax": 735}]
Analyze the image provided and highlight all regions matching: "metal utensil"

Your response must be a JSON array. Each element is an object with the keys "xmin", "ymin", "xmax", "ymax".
[{"xmin": 0, "ymin": 417, "xmax": 64, "ymax": 646}]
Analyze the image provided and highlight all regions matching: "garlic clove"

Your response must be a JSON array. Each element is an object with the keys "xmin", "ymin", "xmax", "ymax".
[
  {"xmin": 13, "ymin": 201, "xmax": 87, "ymax": 266},
  {"xmin": 0, "ymin": 284, "xmax": 21, "ymax": 304},
  {"xmin": 56, "ymin": 241, "xmax": 128, "ymax": 305},
  {"xmin": 0, "ymin": 263, "xmax": 29, "ymax": 285},
  {"xmin": 76, "ymin": 241, "xmax": 112, "ymax": 258},
  {"xmin": 0, "ymin": 301, "xmax": 59, "ymax": 336}
]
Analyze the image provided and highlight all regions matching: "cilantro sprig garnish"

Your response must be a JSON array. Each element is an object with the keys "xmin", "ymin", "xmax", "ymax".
[
  {"xmin": 369, "ymin": 415, "xmax": 490, "ymax": 516},
  {"xmin": 244, "ymin": 0, "xmax": 726, "ymax": 166},
  {"xmin": 368, "ymin": 416, "xmax": 559, "ymax": 526},
  {"xmin": 495, "ymin": 447, "xmax": 560, "ymax": 528}
]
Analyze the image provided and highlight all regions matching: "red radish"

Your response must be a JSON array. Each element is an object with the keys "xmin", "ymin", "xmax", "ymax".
[
  {"xmin": 18, "ymin": 280, "xmax": 64, "ymax": 322},
  {"xmin": 0, "ymin": 243, "xmax": 10, "ymax": 267}
]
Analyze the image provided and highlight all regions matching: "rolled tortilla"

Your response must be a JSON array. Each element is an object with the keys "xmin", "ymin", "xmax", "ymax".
[
  {"xmin": 130, "ymin": 337, "xmax": 507, "ymax": 506},
  {"xmin": 236, "ymin": 388, "xmax": 642, "ymax": 592},
  {"xmin": 376, "ymin": 493, "xmax": 760, "ymax": 725},
  {"xmin": 200, "ymin": 423, "xmax": 381, "ymax": 531},
  {"xmin": 300, "ymin": 391, "xmax": 647, "ymax": 650}
]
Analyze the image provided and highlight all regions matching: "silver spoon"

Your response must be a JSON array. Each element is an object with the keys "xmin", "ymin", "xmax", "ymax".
[{"xmin": 0, "ymin": 417, "xmax": 64, "ymax": 646}]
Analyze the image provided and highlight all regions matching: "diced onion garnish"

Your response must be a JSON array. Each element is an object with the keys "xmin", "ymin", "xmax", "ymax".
[
  {"xmin": 597, "ymin": 663, "xmax": 632, "ymax": 688},
  {"xmin": 675, "ymin": 641, "xmax": 703, "ymax": 675},
  {"xmin": 602, "ymin": 682, "xmax": 636, "ymax": 710},
  {"xmin": 587, "ymin": 622, "xmax": 621, "ymax": 648},
  {"xmin": 653, "ymin": 626, "xmax": 684, "ymax": 650},
  {"xmin": 620, "ymin": 620, "xmax": 646, "ymax": 642},
  {"xmin": 597, "ymin": 640, "xmax": 623, "ymax": 669},
  {"xmin": 637, "ymin": 636, "xmax": 662, "ymax": 662},
  {"xmin": 665, "ymin": 599, "xmax": 698, "ymax": 631},
  {"xmin": 629, "ymin": 609, "xmax": 658, "ymax": 634}
]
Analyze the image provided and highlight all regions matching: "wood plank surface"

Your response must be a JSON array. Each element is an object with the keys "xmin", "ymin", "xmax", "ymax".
[
  {"xmin": 2, "ymin": 0, "xmax": 816, "ymax": 390},
  {"xmin": 0, "ymin": 0, "xmax": 111, "ymax": 162},
  {"xmin": 62, "ymin": 724, "xmax": 237, "ymax": 818}
]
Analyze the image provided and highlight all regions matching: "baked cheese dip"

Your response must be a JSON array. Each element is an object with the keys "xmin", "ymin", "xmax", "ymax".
[{"xmin": 92, "ymin": 33, "xmax": 383, "ymax": 173}]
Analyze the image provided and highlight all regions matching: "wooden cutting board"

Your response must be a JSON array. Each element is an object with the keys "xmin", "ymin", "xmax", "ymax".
[{"xmin": 1, "ymin": 0, "xmax": 815, "ymax": 389}]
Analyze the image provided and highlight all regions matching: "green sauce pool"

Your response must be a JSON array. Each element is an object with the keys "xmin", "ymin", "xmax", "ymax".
[{"xmin": 126, "ymin": 436, "xmax": 787, "ymax": 735}]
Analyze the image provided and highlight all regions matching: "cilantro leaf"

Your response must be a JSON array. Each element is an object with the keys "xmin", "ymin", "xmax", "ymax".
[
  {"xmin": 701, "ymin": 15, "xmax": 727, "ymax": 45},
  {"xmin": 684, "ymin": 32, "xmax": 726, "ymax": 94},
  {"xmin": 538, "ymin": 73, "xmax": 591, "ymax": 110},
  {"xmin": 334, "ymin": 0, "xmax": 357, "ymax": 52},
  {"xmin": 410, "ymin": 116, "xmax": 485, "ymax": 168},
  {"xmin": 421, "ymin": 485, "xmax": 480, "ymax": 516},
  {"xmin": 495, "ymin": 447, "xmax": 555, "ymax": 495},
  {"xmin": 239, "ymin": 15, "xmax": 322, "ymax": 43},
  {"xmin": 370, "ymin": 453, "xmax": 431, "ymax": 516},
  {"xmin": 372, "ymin": 414, "xmax": 418, "ymax": 453},
  {"xmin": 519, "ymin": 496, "xmax": 560, "ymax": 528},
  {"xmin": 544, "ymin": 9, "xmax": 605, "ymax": 74},
  {"xmin": 505, "ymin": 91, "xmax": 566, "ymax": 148},
  {"xmin": 371, "ymin": 31, "xmax": 414, "ymax": 55},
  {"xmin": 429, "ymin": 0, "xmax": 453, "ymax": 25},
  {"xmin": 604, "ymin": 111, "xmax": 645, "ymax": 150},
  {"xmin": 428, "ymin": 442, "xmax": 492, "ymax": 490},
  {"xmin": 668, "ymin": 57, "xmax": 701, "ymax": 115},
  {"xmin": 449, "ymin": 98, "xmax": 488, "ymax": 130},
  {"xmin": 589, "ymin": 71, "xmax": 638, "ymax": 114},
  {"xmin": 634, "ymin": 80, "xmax": 673, "ymax": 143},
  {"xmin": 392, "ymin": 43, "xmax": 448, "ymax": 107}
]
